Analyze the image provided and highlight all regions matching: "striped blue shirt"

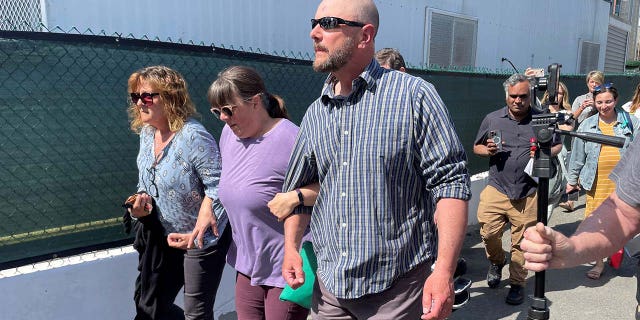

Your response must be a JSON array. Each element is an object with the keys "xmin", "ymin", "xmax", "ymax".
[{"xmin": 283, "ymin": 60, "xmax": 471, "ymax": 299}]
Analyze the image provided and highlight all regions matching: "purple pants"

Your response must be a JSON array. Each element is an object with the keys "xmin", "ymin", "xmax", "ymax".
[{"xmin": 234, "ymin": 272, "xmax": 309, "ymax": 320}]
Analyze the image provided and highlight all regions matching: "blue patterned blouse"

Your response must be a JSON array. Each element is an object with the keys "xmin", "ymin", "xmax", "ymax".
[{"xmin": 136, "ymin": 118, "xmax": 227, "ymax": 248}]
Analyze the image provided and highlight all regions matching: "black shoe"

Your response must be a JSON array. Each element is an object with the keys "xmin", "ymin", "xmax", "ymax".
[
  {"xmin": 454, "ymin": 257, "xmax": 468, "ymax": 279},
  {"xmin": 505, "ymin": 284, "xmax": 524, "ymax": 305},
  {"xmin": 454, "ymin": 277, "xmax": 472, "ymax": 294},
  {"xmin": 486, "ymin": 262, "xmax": 504, "ymax": 288},
  {"xmin": 452, "ymin": 290, "xmax": 470, "ymax": 310}
]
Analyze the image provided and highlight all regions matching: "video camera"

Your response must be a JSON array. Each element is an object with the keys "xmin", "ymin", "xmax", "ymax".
[{"xmin": 528, "ymin": 63, "xmax": 562, "ymax": 113}]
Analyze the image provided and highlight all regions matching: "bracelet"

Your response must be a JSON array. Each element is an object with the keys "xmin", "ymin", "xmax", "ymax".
[{"xmin": 295, "ymin": 188, "xmax": 304, "ymax": 206}]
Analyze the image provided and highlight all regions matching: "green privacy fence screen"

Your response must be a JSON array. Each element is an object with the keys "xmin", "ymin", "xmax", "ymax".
[{"xmin": 1, "ymin": 29, "xmax": 638, "ymax": 267}]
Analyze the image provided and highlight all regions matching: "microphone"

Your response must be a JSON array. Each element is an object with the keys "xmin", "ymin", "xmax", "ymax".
[{"xmin": 501, "ymin": 57, "xmax": 519, "ymax": 73}]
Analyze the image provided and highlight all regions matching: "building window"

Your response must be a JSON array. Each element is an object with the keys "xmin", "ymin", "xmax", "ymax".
[
  {"xmin": 604, "ymin": 25, "xmax": 628, "ymax": 73},
  {"xmin": 425, "ymin": 10, "xmax": 477, "ymax": 68},
  {"xmin": 610, "ymin": 0, "xmax": 632, "ymax": 22},
  {"xmin": 579, "ymin": 40, "xmax": 601, "ymax": 74}
]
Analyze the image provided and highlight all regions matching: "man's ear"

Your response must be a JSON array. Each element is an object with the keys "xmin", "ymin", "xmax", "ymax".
[{"xmin": 358, "ymin": 24, "xmax": 376, "ymax": 48}]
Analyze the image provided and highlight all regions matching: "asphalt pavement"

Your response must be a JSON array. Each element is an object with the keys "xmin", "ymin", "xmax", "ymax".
[{"xmin": 449, "ymin": 194, "xmax": 638, "ymax": 320}]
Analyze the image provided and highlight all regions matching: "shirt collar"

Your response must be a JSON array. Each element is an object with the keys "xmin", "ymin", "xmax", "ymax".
[
  {"xmin": 320, "ymin": 59, "xmax": 381, "ymax": 105},
  {"xmin": 499, "ymin": 105, "xmax": 535, "ymax": 122}
]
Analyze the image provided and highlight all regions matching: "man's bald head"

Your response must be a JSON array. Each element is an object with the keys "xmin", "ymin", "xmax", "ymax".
[{"xmin": 317, "ymin": 0, "xmax": 379, "ymax": 37}]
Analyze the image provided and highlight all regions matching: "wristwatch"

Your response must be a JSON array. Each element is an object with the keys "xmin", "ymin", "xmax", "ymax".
[{"xmin": 295, "ymin": 188, "xmax": 304, "ymax": 206}]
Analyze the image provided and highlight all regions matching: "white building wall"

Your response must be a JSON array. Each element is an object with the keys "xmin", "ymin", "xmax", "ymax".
[{"xmin": 40, "ymin": 0, "xmax": 611, "ymax": 74}]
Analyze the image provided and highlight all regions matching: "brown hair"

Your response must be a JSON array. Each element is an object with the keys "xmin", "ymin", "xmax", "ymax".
[
  {"xmin": 207, "ymin": 65, "xmax": 289, "ymax": 120},
  {"xmin": 375, "ymin": 48, "xmax": 406, "ymax": 70},
  {"xmin": 127, "ymin": 65, "xmax": 197, "ymax": 133},
  {"xmin": 592, "ymin": 85, "xmax": 618, "ymax": 101}
]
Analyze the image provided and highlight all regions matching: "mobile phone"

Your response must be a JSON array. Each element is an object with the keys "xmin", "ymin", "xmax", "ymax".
[
  {"xmin": 531, "ymin": 68, "xmax": 545, "ymax": 78},
  {"xmin": 489, "ymin": 130, "xmax": 502, "ymax": 151}
]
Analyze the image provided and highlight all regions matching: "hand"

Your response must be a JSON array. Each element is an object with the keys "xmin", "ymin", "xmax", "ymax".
[
  {"xmin": 187, "ymin": 199, "xmax": 218, "ymax": 249},
  {"xmin": 521, "ymin": 222, "xmax": 573, "ymax": 271},
  {"xmin": 282, "ymin": 247, "xmax": 305, "ymax": 289},
  {"xmin": 421, "ymin": 269, "xmax": 454, "ymax": 320},
  {"xmin": 485, "ymin": 138, "xmax": 499, "ymax": 156},
  {"xmin": 129, "ymin": 192, "xmax": 153, "ymax": 218},
  {"xmin": 524, "ymin": 67, "xmax": 535, "ymax": 78},
  {"xmin": 582, "ymin": 98, "xmax": 593, "ymax": 109},
  {"xmin": 268, "ymin": 191, "xmax": 299, "ymax": 221},
  {"xmin": 167, "ymin": 233, "xmax": 190, "ymax": 250}
]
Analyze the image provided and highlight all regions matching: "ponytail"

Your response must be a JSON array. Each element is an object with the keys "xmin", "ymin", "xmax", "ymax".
[{"xmin": 262, "ymin": 92, "xmax": 290, "ymax": 120}]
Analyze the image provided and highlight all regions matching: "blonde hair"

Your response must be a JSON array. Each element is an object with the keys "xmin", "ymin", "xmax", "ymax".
[
  {"xmin": 586, "ymin": 70, "xmax": 604, "ymax": 86},
  {"xmin": 127, "ymin": 66, "xmax": 197, "ymax": 133},
  {"xmin": 629, "ymin": 82, "xmax": 640, "ymax": 113},
  {"xmin": 541, "ymin": 82, "xmax": 571, "ymax": 111}
]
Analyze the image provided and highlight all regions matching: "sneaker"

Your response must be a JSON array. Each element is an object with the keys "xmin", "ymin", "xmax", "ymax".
[
  {"xmin": 452, "ymin": 290, "xmax": 470, "ymax": 310},
  {"xmin": 505, "ymin": 284, "xmax": 524, "ymax": 305},
  {"xmin": 454, "ymin": 277, "xmax": 472, "ymax": 294},
  {"xmin": 487, "ymin": 262, "xmax": 504, "ymax": 288}
]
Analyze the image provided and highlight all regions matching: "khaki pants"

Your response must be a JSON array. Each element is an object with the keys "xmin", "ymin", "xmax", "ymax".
[
  {"xmin": 477, "ymin": 185, "xmax": 537, "ymax": 286},
  {"xmin": 311, "ymin": 261, "xmax": 431, "ymax": 319}
]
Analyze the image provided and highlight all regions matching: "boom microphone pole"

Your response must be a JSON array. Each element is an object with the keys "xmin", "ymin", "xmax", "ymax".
[{"xmin": 501, "ymin": 57, "xmax": 519, "ymax": 73}]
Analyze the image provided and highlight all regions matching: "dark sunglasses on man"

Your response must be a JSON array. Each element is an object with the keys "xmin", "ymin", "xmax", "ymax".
[
  {"xmin": 311, "ymin": 17, "xmax": 365, "ymax": 30},
  {"xmin": 130, "ymin": 92, "xmax": 160, "ymax": 106}
]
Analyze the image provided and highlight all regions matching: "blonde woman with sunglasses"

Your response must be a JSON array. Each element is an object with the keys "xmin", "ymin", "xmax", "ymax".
[{"xmin": 127, "ymin": 65, "xmax": 231, "ymax": 320}]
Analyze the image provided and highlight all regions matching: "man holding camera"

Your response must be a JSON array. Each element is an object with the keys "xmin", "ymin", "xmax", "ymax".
[{"xmin": 473, "ymin": 73, "xmax": 562, "ymax": 305}]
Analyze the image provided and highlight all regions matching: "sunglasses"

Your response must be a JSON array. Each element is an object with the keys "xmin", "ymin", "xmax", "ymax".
[
  {"xmin": 508, "ymin": 94, "xmax": 529, "ymax": 100},
  {"xmin": 146, "ymin": 165, "xmax": 159, "ymax": 198},
  {"xmin": 131, "ymin": 92, "xmax": 160, "ymax": 106},
  {"xmin": 210, "ymin": 96, "xmax": 256, "ymax": 119},
  {"xmin": 210, "ymin": 105, "xmax": 238, "ymax": 118},
  {"xmin": 311, "ymin": 17, "xmax": 365, "ymax": 30},
  {"xmin": 593, "ymin": 83, "xmax": 613, "ymax": 94}
]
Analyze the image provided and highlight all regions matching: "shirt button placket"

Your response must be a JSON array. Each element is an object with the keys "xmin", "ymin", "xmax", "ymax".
[{"xmin": 339, "ymin": 102, "xmax": 350, "ymax": 260}]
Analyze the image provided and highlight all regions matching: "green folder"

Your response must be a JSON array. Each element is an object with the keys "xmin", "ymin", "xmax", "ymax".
[{"xmin": 279, "ymin": 241, "xmax": 317, "ymax": 309}]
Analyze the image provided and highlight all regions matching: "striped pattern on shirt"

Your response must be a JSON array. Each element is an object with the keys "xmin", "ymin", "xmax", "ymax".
[{"xmin": 283, "ymin": 60, "xmax": 471, "ymax": 299}]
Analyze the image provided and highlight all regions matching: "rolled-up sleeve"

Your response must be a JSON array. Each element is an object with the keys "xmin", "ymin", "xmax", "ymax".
[{"xmin": 413, "ymin": 82, "xmax": 471, "ymax": 202}]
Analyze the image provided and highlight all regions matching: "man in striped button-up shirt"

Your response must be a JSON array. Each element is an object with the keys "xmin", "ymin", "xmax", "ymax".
[{"xmin": 281, "ymin": 0, "xmax": 471, "ymax": 319}]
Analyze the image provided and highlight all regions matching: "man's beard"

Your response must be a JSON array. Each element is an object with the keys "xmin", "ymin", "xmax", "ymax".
[{"xmin": 313, "ymin": 37, "xmax": 356, "ymax": 73}]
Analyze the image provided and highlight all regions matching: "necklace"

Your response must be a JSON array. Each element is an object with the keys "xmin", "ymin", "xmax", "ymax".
[{"xmin": 153, "ymin": 130, "xmax": 175, "ymax": 165}]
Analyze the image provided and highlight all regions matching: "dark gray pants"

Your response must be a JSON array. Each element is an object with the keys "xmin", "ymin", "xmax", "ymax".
[
  {"xmin": 183, "ymin": 226, "xmax": 231, "ymax": 320},
  {"xmin": 133, "ymin": 220, "xmax": 231, "ymax": 320}
]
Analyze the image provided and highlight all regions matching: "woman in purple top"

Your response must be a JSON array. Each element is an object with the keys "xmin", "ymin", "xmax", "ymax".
[{"xmin": 206, "ymin": 65, "xmax": 313, "ymax": 319}]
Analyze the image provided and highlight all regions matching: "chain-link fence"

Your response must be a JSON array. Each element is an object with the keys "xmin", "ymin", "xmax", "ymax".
[
  {"xmin": 0, "ymin": 0, "xmax": 42, "ymax": 32},
  {"xmin": 1, "ymin": 28, "xmax": 639, "ymax": 268}
]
